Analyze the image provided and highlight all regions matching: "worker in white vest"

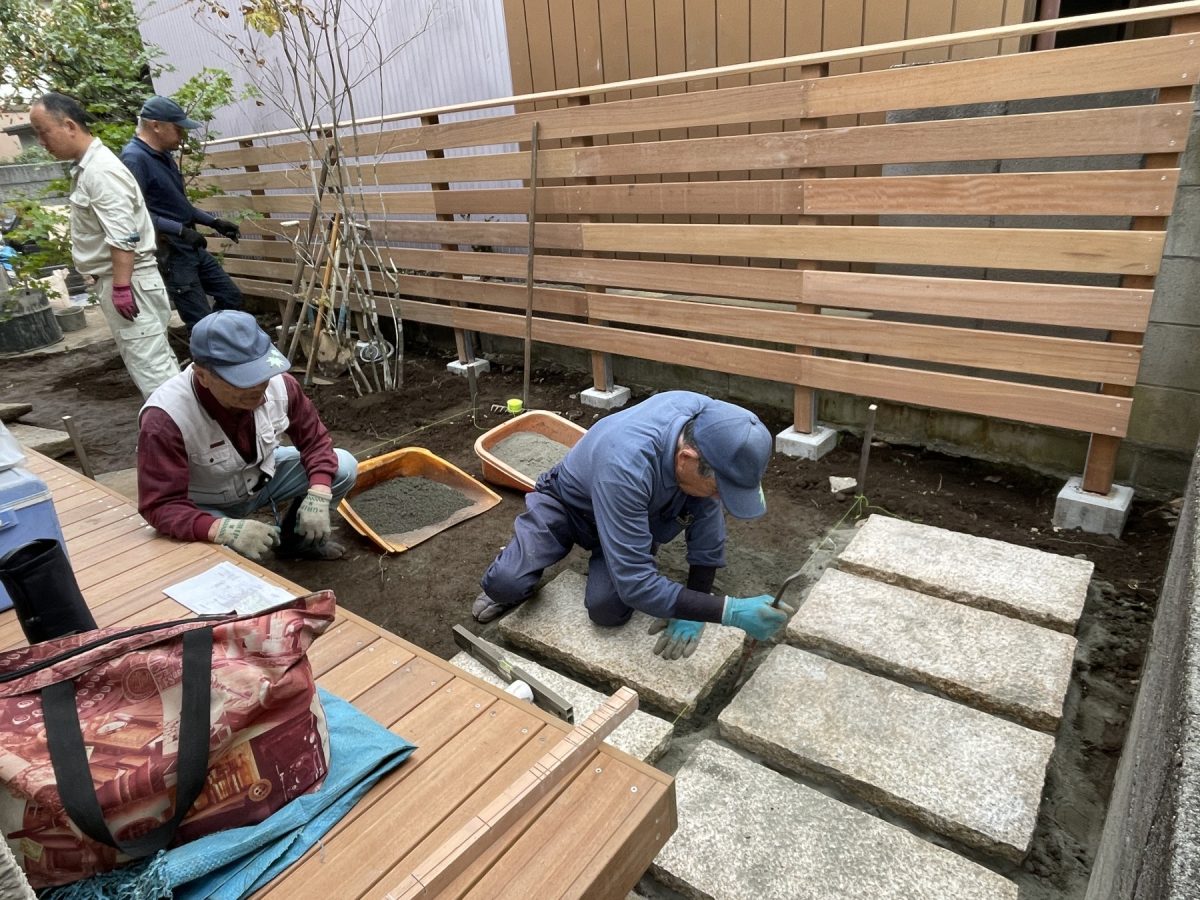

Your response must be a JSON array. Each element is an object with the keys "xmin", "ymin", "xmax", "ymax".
[{"xmin": 137, "ymin": 311, "xmax": 357, "ymax": 562}]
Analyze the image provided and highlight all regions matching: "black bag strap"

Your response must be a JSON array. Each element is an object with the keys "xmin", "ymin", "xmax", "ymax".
[{"xmin": 42, "ymin": 626, "xmax": 215, "ymax": 858}]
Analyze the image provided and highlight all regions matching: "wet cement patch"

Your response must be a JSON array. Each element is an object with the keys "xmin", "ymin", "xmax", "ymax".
[
  {"xmin": 350, "ymin": 476, "xmax": 471, "ymax": 534},
  {"xmin": 491, "ymin": 432, "xmax": 570, "ymax": 480}
]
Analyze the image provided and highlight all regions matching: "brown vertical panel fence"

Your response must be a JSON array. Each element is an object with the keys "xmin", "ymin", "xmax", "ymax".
[{"xmin": 200, "ymin": 4, "xmax": 1200, "ymax": 496}]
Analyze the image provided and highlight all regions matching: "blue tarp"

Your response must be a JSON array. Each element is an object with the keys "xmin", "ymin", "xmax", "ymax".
[{"xmin": 46, "ymin": 689, "xmax": 416, "ymax": 900}]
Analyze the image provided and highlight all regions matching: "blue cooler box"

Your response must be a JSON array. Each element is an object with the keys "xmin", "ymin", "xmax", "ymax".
[{"xmin": 0, "ymin": 465, "xmax": 67, "ymax": 612}]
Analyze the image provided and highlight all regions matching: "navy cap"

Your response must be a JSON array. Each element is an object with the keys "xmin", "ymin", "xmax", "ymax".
[
  {"xmin": 190, "ymin": 311, "xmax": 290, "ymax": 388},
  {"xmin": 139, "ymin": 95, "xmax": 200, "ymax": 129},
  {"xmin": 692, "ymin": 401, "xmax": 771, "ymax": 519}
]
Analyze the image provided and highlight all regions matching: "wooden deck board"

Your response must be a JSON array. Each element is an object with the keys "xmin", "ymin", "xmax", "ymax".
[{"xmin": 2, "ymin": 452, "xmax": 675, "ymax": 899}]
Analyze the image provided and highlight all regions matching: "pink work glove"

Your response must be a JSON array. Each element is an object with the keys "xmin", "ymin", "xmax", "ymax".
[{"xmin": 110, "ymin": 284, "xmax": 139, "ymax": 320}]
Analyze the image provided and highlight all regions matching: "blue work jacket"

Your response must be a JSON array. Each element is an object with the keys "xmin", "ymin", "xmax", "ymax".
[
  {"xmin": 120, "ymin": 137, "xmax": 216, "ymax": 237},
  {"xmin": 547, "ymin": 391, "xmax": 726, "ymax": 617}
]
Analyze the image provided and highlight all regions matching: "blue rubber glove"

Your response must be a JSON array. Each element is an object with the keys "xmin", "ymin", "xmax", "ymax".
[
  {"xmin": 647, "ymin": 618, "xmax": 704, "ymax": 660},
  {"xmin": 722, "ymin": 595, "xmax": 789, "ymax": 640}
]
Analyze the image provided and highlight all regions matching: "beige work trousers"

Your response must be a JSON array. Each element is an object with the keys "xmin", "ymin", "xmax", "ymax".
[{"xmin": 93, "ymin": 269, "xmax": 180, "ymax": 398}]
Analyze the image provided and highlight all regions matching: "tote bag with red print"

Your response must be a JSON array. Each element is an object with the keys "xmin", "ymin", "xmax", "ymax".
[{"xmin": 0, "ymin": 590, "xmax": 335, "ymax": 889}]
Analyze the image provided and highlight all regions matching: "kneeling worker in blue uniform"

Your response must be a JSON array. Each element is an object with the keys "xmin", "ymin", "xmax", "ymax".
[{"xmin": 474, "ymin": 391, "xmax": 790, "ymax": 659}]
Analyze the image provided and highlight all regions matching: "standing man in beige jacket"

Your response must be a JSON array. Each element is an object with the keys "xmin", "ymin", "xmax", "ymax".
[{"xmin": 29, "ymin": 92, "xmax": 178, "ymax": 397}]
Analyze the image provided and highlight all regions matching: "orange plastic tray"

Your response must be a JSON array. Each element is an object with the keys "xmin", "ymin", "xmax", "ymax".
[
  {"xmin": 338, "ymin": 447, "xmax": 501, "ymax": 553},
  {"xmin": 474, "ymin": 410, "xmax": 587, "ymax": 492}
]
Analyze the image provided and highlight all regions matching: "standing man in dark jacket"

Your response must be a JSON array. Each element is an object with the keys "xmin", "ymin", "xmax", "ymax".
[{"xmin": 120, "ymin": 96, "xmax": 243, "ymax": 333}]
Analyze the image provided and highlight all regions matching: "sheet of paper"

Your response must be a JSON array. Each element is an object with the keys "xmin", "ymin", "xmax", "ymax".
[{"xmin": 163, "ymin": 561, "xmax": 297, "ymax": 616}]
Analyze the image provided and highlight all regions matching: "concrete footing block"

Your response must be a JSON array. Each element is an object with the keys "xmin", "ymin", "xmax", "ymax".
[
  {"xmin": 1053, "ymin": 476, "xmax": 1134, "ymax": 538},
  {"xmin": 580, "ymin": 385, "xmax": 631, "ymax": 409},
  {"xmin": 775, "ymin": 424, "xmax": 838, "ymax": 460},
  {"xmin": 446, "ymin": 358, "xmax": 491, "ymax": 378},
  {"xmin": 654, "ymin": 741, "xmax": 1018, "ymax": 900}
]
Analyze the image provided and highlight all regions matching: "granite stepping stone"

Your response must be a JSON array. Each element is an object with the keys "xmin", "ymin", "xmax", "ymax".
[
  {"xmin": 449, "ymin": 635, "xmax": 674, "ymax": 761},
  {"xmin": 718, "ymin": 646, "xmax": 1055, "ymax": 862},
  {"xmin": 653, "ymin": 740, "xmax": 1017, "ymax": 900},
  {"xmin": 0, "ymin": 402, "xmax": 32, "ymax": 423},
  {"xmin": 498, "ymin": 569, "xmax": 744, "ymax": 717},
  {"xmin": 837, "ymin": 514, "xmax": 1093, "ymax": 632},
  {"xmin": 788, "ymin": 568, "xmax": 1077, "ymax": 731},
  {"xmin": 7, "ymin": 423, "xmax": 72, "ymax": 459}
]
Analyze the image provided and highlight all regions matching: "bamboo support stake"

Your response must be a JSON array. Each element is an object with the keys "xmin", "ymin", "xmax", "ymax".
[
  {"xmin": 522, "ymin": 121, "xmax": 541, "ymax": 411},
  {"xmin": 304, "ymin": 213, "xmax": 342, "ymax": 387}
]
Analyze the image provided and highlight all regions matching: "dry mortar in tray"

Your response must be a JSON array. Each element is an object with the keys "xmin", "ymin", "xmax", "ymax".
[
  {"xmin": 490, "ymin": 432, "xmax": 571, "ymax": 481},
  {"xmin": 349, "ymin": 476, "xmax": 471, "ymax": 534}
]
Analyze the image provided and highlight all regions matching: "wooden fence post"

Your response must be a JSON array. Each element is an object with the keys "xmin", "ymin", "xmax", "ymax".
[
  {"xmin": 790, "ymin": 63, "xmax": 828, "ymax": 439},
  {"xmin": 422, "ymin": 113, "xmax": 484, "ymax": 375},
  {"xmin": 1082, "ymin": 13, "xmax": 1200, "ymax": 494}
]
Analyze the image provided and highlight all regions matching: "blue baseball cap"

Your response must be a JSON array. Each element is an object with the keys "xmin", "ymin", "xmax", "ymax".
[
  {"xmin": 139, "ymin": 96, "xmax": 200, "ymax": 129},
  {"xmin": 190, "ymin": 311, "xmax": 290, "ymax": 388},
  {"xmin": 692, "ymin": 401, "xmax": 771, "ymax": 519}
]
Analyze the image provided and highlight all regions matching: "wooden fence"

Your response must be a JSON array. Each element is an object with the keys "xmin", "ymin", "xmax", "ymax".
[{"xmin": 199, "ymin": 3, "xmax": 1200, "ymax": 496}]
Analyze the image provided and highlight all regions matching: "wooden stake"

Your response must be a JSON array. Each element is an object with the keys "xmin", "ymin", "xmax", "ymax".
[
  {"xmin": 522, "ymin": 121, "xmax": 540, "ymax": 412},
  {"xmin": 60, "ymin": 416, "xmax": 94, "ymax": 480}
]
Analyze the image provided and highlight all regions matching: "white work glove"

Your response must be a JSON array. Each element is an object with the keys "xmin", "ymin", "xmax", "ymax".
[
  {"xmin": 213, "ymin": 518, "xmax": 281, "ymax": 561},
  {"xmin": 295, "ymin": 488, "xmax": 332, "ymax": 544}
]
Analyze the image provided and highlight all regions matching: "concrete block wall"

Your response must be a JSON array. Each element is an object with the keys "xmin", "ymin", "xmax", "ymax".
[
  {"xmin": 0, "ymin": 163, "xmax": 68, "ymax": 205},
  {"xmin": 1085, "ymin": 438, "xmax": 1200, "ymax": 899}
]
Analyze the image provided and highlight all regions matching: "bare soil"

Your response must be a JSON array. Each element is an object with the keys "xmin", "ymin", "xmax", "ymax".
[{"xmin": 0, "ymin": 334, "xmax": 1179, "ymax": 899}]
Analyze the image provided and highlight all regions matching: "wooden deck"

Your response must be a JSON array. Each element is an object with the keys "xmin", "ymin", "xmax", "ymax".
[{"xmin": 4, "ymin": 452, "xmax": 676, "ymax": 899}]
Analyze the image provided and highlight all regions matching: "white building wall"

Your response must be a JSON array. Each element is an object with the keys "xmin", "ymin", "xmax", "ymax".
[{"xmin": 132, "ymin": 0, "xmax": 515, "ymax": 143}]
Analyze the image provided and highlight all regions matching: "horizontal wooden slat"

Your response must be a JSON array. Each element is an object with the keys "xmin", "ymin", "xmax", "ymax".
[
  {"xmin": 337, "ymin": 220, "xmax": 1164, "ymax": 274},
  {"xmin": 200, "ymin": 103, "xmax": 1190, "ymax": 192},
  {"xmin": 802, "ymin": 271, "xmax": 1154, "ymax": 332},
  {"xmin": 803, "ymin": 170, "xmax": 1180, "ymax": 216},
  {"xmin": 226, "ymin": 283, "xmax": 1132, "ymax": 436},
  {"xmin": 234, "ymin": 245, "xmax": 1156, "ymax": 329},
  {"xmin": 805, "ymin": 31, "xmax": 1200, "ymax": 117},
  {"xmin": 383, "ymin": 297, "xmax": 1134, "ymax": 436},
  {"xmin": 208, "ymin": 169, "xmax": 1179, "ymax": 218},
  {"xmin": 588, "ymin": 294, "xmax": 1140, "ymax": 384},
  {"xmin": 201, "ymin": 26, "xmax": 1200, "ymax": 167}
]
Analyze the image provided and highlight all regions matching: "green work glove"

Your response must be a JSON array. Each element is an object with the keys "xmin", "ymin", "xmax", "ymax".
[
  {"xmin": 721, "ymin": 595, "xmax": 790, "ymax": 640},
  {"xmin": 648, "ymin": 618, "xmax": 704, "ymax": 660},
  {"xmin": 213, "ymin": 518, "xmax": 280, "ymax": 562},
  {"xmin": 295, "ymin": 488, "xmax": 332, "ymax": 544}
]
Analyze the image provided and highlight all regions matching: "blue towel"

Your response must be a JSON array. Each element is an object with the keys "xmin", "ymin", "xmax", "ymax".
[{"xmin": 46, "ymin": 689, "xmax": 416, "ymax": 900}]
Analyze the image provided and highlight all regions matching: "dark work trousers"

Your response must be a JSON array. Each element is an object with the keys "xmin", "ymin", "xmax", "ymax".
[
  {"xmin": 159, "ymin": 235, "xmax": 243, "ymax": 331},
  {"xmin": 481, "ymin": 472, "xmax": 660, "ymax": 627}
]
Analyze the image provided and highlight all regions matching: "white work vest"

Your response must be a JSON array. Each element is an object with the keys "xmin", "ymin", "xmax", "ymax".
[{"xmin": 141, "ymin": 366, "xmax": 290, "ymax": 506}]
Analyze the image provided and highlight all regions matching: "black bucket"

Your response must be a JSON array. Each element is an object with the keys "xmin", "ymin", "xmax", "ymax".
[
  {"xmin": 0, "ymin": 289, "xmax": 64, "ymax": 354},
  {"xmin": 0, "ymin": 538, "xmax": 96, "ymax": 644}
]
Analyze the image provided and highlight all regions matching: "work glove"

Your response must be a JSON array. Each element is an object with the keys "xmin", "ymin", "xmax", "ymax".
[
  {"xmin": 213, "ymin": 517, "xmax": 280, "ymax": 562},
  {"xmin": 109, "ymin": 283, "xmax": 139, "ymax": 320},
  {"xmin": 648, "ymin": 618, "xmax": 704, "ymax": 660},
  {"xmin": 722, "ymin": 595, "xmax": 791, "ymax": 641},
  {"xmin": 178, "ymin": 226, "xmax": 208, "ymax": 250},
  {"xmin": 294, "ymin": 488, "xmax": 332, "ymax": 544},
  {"xmin": 211, "ymin": 218, "xmax": 241, "ymax": 243}
]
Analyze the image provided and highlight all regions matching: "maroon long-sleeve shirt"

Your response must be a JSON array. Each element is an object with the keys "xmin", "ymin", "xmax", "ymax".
[{"xmin": 137, "ymin": 372, "xmax": 338, "ymax": 541}]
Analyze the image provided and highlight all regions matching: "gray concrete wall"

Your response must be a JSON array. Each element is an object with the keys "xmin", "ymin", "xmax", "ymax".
[
  {"xmin": 1086, "ymin": 438, "xmax": 1200, "ymax": 900},
  {"xmin": 0, "ymin": 163, "xmax": 67, "ymax": 205}
]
